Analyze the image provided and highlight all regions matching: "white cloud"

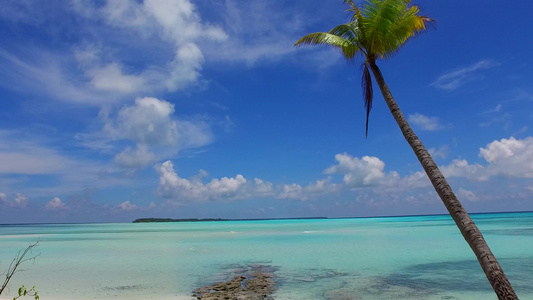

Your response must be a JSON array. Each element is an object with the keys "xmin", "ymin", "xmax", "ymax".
[
  {"xmin": 104, "ymin": 97, "xmax": 213, "ymax": 148},
  {"xmin": 0, "ymin": 0, "xmax": 229, "ymax": 105},
  {"xmin": 278, "ymin": 184, "xmax": 304, "ymax": 200},
  {"xmin": 320, "ymin": 137, "xmax": 533, "ymax": 197},
  {"xmin": 324, "ymin": 153, "xmax": 395, "ymax": 187},
  {"xmin": 398, "ymin": 171, "xmax": 431, "ymax": 190},
  {"xmin": 278, "ymin": 178, "xmax": 339, "ymax": 201},
  {"xmin": 175, "ymin": 119, "xmax": 213, "ymax": 149},
  {"xmin": 479, "ymin": 137, "xmax": 527, "ymax": 163},
  {"xmin": 101, "ymin": 0, "xmax": 147, "ymax": 28},
  {"xmin": 142, "ymin": 0, "xmax": 228, "ymax": 43},
  {"xmin": 151, "ymin": 135, "xmax": 533, "ymax": 209},
  {"xmin": 457, "ymin": 188, "xmax": 479, "ymax": 202},
  {"xmin": 428, "ymin": 145, "xmax": 449, "ymax": 159},
  {"xmin": 0, "ymin": 193, "xmax": 29, "ymax": 208},
  {"xmin": 117, "ymin": 201, "xmax": 137, "ymax": 211},
  {"xmin": 165, "ymin": 43, "xmax": 204, "ymax": 91},
  {"xmin": 431, "ymin": 60, "xmax": 499, "ymax": 90},
  {"xmin": 440, "ymin": 137, "xmax": 533, "ymax": 180},
  {"xmin": 45, "ymin": 197, "xmax": 67, "ymax": 210},
  {"xmin": 479, "ymin": 137, "xmax": 533, "ymax": 178},
  {"xmin": 101, "ymin": 97, "xmax": 212, "ymax": 168},
  {"xmin": 0, "ymin": 49, "xmax": 113, "ymax": 105},
  {"xmin": 89, "ymin": 63, "xmax": 145, "ymax": 93},
  {"xmin": 87, "ymin": 0, "xmax": 227, "ymax": 93},
  {"xmin": 253, "ymin": 178, "xmax": 274, "ymax": 195},
  {"xmin": 198, "ymin": 0, "xmax": 307, "ymax": 65},
  {"xmin": 114, "ymin": 145, "xmax": 155, "ymax": 168},
  {"xmin": 0, "ymin": 0, "xmax": 334, "ymax": 108},
  {"xmin": 207, "ymin": 175, "xmax": 247, "ymax": 197},
  {"xmin": 155, "ymin": 160, "xmax": 337, "ymax": 203},
  {"xmin": 156, "ymin": 160, "xmax": 251, "ymax": 202},
  {"xmin": 408, "ymin": 113, "xmax": 443, "ymax": 131},
  {"xmin": 105, "ymin": 97, "xmax": 179, "ymax": 145},
  {"xmin": 440, "ymin": 159, "xmax": 487, "ymax": 180}
]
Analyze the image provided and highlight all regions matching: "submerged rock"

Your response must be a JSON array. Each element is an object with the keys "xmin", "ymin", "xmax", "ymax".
[{"xmin": 194, "ymin": 265, "xmax": 276, "ymax": 300}]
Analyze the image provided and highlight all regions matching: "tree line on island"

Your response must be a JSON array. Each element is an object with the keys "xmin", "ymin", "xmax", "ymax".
[
  {"xmin": 133, "ymin": 218, "xmax": 228, "ymax": 223},
  {"xmin": 132, "ymin": 217, "xmax": 328, "ymax": 223}
]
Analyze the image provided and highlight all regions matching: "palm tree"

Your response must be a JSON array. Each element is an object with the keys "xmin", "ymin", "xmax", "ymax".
[{"xmin": 295, "ymin": 0, "xmax": 517, "ymax": 299}]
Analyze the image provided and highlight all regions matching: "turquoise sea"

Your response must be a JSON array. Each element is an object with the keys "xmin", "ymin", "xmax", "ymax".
[{"xmin": 1, "ymin": 212, "xmax": 532, "ymax": 300}]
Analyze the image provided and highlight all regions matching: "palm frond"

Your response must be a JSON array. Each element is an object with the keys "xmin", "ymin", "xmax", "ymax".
[
  {"xmin": 361, "ymin": 62, "xmax": 373, "ymax": 138},
  {"xmin": 328, "ymin": 22, "xmax": 366, "ymax": 58},
  {"xmin": 296, "ymin": 0, "xmax": 434, "ymax": 138},
  {"xmin": 295, "ymin": 32, "xmax": 360, "ymax": 61},
  {"xmin": 344, "ymin": 0, "xmax": 359, "ymax": 20},
  {"xmin": 360, "ymin": 0, "xmax": 434, "ymax": 59},
  {"xmin": 329, "ymin": 23, "xmax": 356, "ymax": 41}
]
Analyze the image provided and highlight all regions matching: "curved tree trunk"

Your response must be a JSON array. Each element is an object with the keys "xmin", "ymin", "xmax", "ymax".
[{"xmin": 367, "ymin": 60, "xmax": 518, "ymax": 300}]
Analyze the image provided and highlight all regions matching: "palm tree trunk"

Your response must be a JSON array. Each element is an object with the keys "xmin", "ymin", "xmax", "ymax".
[{"xmin": 367, "ymin": 60, "xmax": 518, "ymax": 300}]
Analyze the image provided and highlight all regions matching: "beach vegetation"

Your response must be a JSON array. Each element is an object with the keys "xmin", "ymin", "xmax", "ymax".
[
  {"xmin": 295, "ymin": 0, "xmax": 517, "ymax": 299},
  {"xmin": 0, "ymin": 242, "xmax": 40, "ymax": 300}
]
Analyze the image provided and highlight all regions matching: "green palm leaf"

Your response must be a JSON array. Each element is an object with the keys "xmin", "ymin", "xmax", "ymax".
[
  {"xmin": 295, "ymin": 32, "xmax": 360, "ymax": 60},
  {"xmin": 295, "ymin": 0, "xmax": 433, "ymax": 137}
]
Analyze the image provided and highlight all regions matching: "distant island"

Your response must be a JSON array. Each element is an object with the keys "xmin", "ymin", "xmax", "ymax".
[
  {"xmin": 133, "ymin": 218, "xmax": 229, "ymax": 223},
  {"xmin": 132, "ymin": 217, "xmax": 328, "ymax": 223}
]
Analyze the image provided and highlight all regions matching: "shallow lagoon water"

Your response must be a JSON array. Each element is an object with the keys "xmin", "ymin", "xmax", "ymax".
[{"xmin": 1, "ymin": 212, "xmax": 532, "ymax": 299}]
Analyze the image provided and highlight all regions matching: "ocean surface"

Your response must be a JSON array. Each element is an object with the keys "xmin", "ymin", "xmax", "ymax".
[{"xmin": 1, "ymin": 212, "xmax": 532, "ymax": 300}]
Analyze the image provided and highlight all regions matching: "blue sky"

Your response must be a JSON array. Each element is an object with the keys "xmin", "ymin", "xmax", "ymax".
[{"xmin": 1, "ymin": 0, "xmax": 532, "ymax": 223}]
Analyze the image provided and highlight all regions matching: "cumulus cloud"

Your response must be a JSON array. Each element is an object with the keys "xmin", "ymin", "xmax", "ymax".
[
  {"xmin": 0, "ymin": 193, "xmax": 29, "ymax": 208},
  {"xmin": 151, "ymin": 136, "xmax": 533, "ymax": 208},
  {"xmin": 156, "ymin": 160, "xmax": 250, "ymax": 202},
  {"xmin": 101, "ymin": 97, "xmax": 212, "ymax": 168},
  {"xmin": 104, "ymin": 97, "xmax": 179, "ymax": 145},
  {"xmin": 80, "ymin": 0, "xmax": 228, "ymax": 94},
  {"xmin": 440, "ymin": 137, "xmax": 533, "ymax": 180},
  {"xmin": 431, "ymin": 60, "xmax": 499, "ymax": 90},
  {"xmin": 317, "ymin": 137, "xmax": 533, "ymax": 206},
  {"xmin": 457, "ymin": 188, "xmax": 479, "ymax": 202},
  {"xmin": 408, "ymin": 113, "xmax": 444, "ymax": 131},
  {"xmin": 278, "ymin": 178, "xmax": 339, "ymax": 201},
  {"xmin": 428, "ymin": 145, "xmax": 449, "ymax": 159},
  {"xmin": 278, "ymin": 184, "xmax": 303, "ymax": 200},
  {"xmin": 117, "ymin": 201, "xmax": 137, "ymax": 211},
  {"xmin": 114, "ymin": 145, "xmax": 155, "ymax": 168},
  {"xmin": 440, "ymin": 159, "xmax": 486, "ymax": 181},
  {"xmin": 253, "ymin": 178, "xmax": 274, "ymax": 195},
  {"xmin": 480, "ymin": 137, "xmax": 528, "ymax": 163},
  {"xmin": 324, "ymin": 153, "xmax": 399, "ymax": 187},
  {"xmin": 155, "ymin": 160, "xmax": 338, "ymax": 203},
  {"xmin": 45, "ymin": 197, "xmax": 67, "ymax": 210},
  {"xmin": 479, "ymin": 137, "xmax": 533, "ymax": 178}
]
